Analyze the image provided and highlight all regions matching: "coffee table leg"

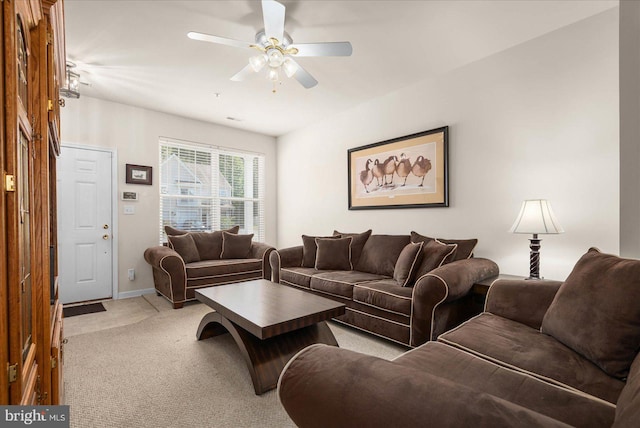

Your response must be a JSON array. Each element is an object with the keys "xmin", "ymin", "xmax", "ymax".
[{"xmin": 196, "ymin": 311, "xmax": 338, "ymax": 395}]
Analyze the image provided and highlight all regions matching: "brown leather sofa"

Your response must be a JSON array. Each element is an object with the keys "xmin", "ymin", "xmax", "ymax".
[
  {"xmin": 270, "ymin": 230, "xmax": 498, "ymax": 347},
  {"xmin": 278, "ymin": 248, "xmax": 640, "ymax": 427},
  {"xmin": 144, "ymin": 226, "xmax": 274, "ymax": 308}
]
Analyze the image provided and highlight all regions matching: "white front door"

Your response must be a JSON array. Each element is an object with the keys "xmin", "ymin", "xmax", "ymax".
[{"xmin": 57, "ymin": 146, "xmax": 113, "ymax": 304}]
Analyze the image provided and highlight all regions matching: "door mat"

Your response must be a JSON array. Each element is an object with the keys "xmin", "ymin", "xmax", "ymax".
[{"xmin": 63, "ymin": 302, "xmax": 106, "ymax": 318}]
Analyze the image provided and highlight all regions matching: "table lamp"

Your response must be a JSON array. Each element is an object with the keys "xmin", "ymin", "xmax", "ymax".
[{"xmin": 509, "ymin": 199, "xmax": 564, "ymax": 279}]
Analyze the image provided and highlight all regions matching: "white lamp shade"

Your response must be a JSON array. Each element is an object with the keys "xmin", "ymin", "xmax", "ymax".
[{"xmin": 509, "ymin": 199, "xmax": 564, "ymax": 234}]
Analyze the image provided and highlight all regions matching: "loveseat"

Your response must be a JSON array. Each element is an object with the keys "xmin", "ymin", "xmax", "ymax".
[
  {"xmin": 278, "ymin": 248, "xmax": 640, "ymax": 427},
  {"xmin": 144, "ymin": 226, "xmax": 274, "ymax": 308},
  {"xmin": 270, "ymin": 230, "xmax": 498, "ymax": 347}
]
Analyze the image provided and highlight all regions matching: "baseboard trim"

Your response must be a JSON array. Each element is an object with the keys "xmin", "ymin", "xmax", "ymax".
[{"xmin": 117, "ymin": 288, "xmax": 156, "ymax": 300}]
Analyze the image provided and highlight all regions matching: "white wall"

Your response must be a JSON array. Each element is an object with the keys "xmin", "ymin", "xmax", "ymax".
[
  {"xmin": 61, "ymin": 97, "xmax": 277, "ymax": 296},
  {"xmin": 620, "ymin": 0, "xmax": 640, "ymax": 258},
  {"xmin": 276, "ymin": 9, "xmax": 619, "ymax": 281}
]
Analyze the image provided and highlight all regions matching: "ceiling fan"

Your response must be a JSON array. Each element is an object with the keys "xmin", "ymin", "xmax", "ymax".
[{"xmin": 187, "ymin": 0, "xmax": 352, "ymax": 91}]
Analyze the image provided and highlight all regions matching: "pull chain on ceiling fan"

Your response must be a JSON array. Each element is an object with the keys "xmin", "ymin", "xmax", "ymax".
[{"xmin": 187, "ymin": 0, "xmax": 353, "ymax": 92}]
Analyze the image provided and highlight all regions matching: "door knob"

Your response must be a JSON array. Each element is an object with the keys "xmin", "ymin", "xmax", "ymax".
[
  {"xmin": 103, "ymin": 224, "xmax": 109, "ymax": 229},
  {"xmin": 103, "ymin": 234, "xmax": 109, "ymax": 240}
]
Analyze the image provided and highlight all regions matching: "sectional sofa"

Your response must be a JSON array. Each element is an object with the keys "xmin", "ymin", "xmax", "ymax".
[
  {"xmin": 278, "ymin": 248, "xmax": 640, "ymax": 427},
  {"xmin": 270, "ymin": 230, "xmax": 498, "ymax": 347}
]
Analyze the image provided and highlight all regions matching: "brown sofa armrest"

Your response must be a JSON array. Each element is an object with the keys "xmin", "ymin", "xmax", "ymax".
[
  {"xmin": 278, "ymin": 344, "xmax": 569, "ymax": 428},
  {"xmin": 249, "ymin": 242, "xmax": 275, "ymax": 280},
  {"xmin": 143, "ymin": 246, "xmax": 187, "ymax": 308},
  {"xmin": 269, "ymin": 246, "xmax": 303, "ymax": 283},
  {"xmin": 485, "ymin": 279, "xmax": 563, "ymax": 329},
  {"xmin": 411, "ymin": 258, "xmax": 498, "ymax": 345}
]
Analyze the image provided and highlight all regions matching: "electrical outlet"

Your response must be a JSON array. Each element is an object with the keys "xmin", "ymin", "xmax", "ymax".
[{"xmin": 128, "ymin": 268, "xmax": 135, "ymax": 281}]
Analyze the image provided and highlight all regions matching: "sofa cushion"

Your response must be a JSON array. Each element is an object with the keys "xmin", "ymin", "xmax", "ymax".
[
  {"xmin": 185, "ymin": 259, "xmax": 262, "ymax": 281},
  {"xmin": 167, "ymin": 234, "xmax": 200, "ymax": 263},
  {"xmin": 302, "ymin": 235, "xmax": 340, "ymax": 268},
  {"xmin": 439, "ymin": 313, "xmax": 625, "ymax": 404},
  {"xmin": 333, "ymin": 229, "xmax": 372, "ymax": 267},
  {"xmin": 310, "ymin": 271, "xmax": 389, "ymax": 299},
  {"xmin": 410, "ymin": 231, "xmax": 477, "ymax": 262},
  {"xmin": 395, "ymin": 342, "xmax": 615, "ymax": 427},
  {"xmin": 353, "ymin": 279, "xmax": 413, "ymax": 316},
  {"xmin": 541, "ymin": 248, "xmax": 640, "ymax": 380},
  {"xmin": 315, "ymin": 237, "xmax": 353, "ymax": 270},
  {"xmin": 413, "ymin": 240, "xmax": 457, "ymax": 280},
  {"xmin": 191, "ymin": 226, "xmax": 240, "ymax": 260},
  {"xmin": 613, "ymin": 352, "xmax": 640, "ymax": 427},
  {"xmin": 281, "ymin": 267, "xmax": 321, "ymax": 289},
  {"xmin": 394, "ymin": 242, "xmax": 424, "ymax": 286},
  {"xmin": 355, "ymin": 235, "xmax": 411, "ymax": 276},
  {"xmin": 221, "ymin": 232, "xmax": 253, "ymax": 259}
]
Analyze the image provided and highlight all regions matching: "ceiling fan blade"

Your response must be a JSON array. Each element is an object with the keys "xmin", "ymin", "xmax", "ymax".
[
  {"xmin": 288, "ymin": 60, "xmax": 318, "ymax": 89},
  {"xmin": 262, "ymin": 0, "xmax": 285, "ymax": 43},
  {"xmin": 187, "ymin": 31, "xmax": 253, "ymax": 50},
  {"xmin": 289, "ymin": 42, "xmax": 353, "ymax": 57},
  {"xmin": 230, "ymin": 64, "xmax": 255, "ymax": 82}
]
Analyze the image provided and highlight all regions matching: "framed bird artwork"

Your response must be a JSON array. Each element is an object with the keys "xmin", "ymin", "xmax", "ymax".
[{"xmin": 348, "ymin": 126, "xmax": 449, "ymax": 209}]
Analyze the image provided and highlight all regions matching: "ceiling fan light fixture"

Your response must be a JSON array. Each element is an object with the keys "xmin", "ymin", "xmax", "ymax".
[
  {"xmin": 267, "ymin": 49, "xmax": 284, "ymax": 67},
  {"xmin": 282, "ymin": 58, "xmax": 298, "ymax": 78},
  {"xmin": 249, "ymin": 54, "xmax": 267, "ymax": 72},
  {"xmin": 267, "ymin": 67, "xmax": 279, "ymax": 82}
]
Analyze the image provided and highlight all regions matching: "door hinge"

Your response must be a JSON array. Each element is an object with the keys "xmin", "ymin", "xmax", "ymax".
[
  {"xmin": 8, "ymin": 363, "xmax": 17, "ymax": 383},
  {"xmin": 47, "ymin": 32, "xmax": 53, "ymax": 45},
  {"xmin": 50, "ymin": 356, "xmax": 57, "ymax": 369},
  {"xmin": 47, "ymin": 99, "xmax": 54, "ymax": 111},
  {"xmin": 5, "ymin": 174, "xmax": 16, "ymax": 192}
]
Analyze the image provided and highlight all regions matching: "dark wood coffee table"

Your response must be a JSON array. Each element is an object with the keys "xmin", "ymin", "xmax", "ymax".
[{"xmin": 195, "ymin": 279, "xmax": 346, "ymax": 395}]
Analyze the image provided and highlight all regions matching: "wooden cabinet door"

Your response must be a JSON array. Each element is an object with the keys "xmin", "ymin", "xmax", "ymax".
[{"xmin": 5, "ymin": 4, "xmax": 39, "ymax": 405}]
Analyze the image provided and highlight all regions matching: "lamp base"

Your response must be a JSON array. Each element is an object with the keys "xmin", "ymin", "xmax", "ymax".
[{"xmin": 528, "ymin": 234, "xmax": 542, "ymax": 280}]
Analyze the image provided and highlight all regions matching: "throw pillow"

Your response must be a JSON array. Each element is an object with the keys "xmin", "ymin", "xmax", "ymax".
[
  {"xmin": 333, "ymin": 229, "xmax": 372, "ymax": 267},
  {"xmin": 165, "ymin": 225, "xmax": 189, "ymax": 236},
  {"xmin": 410, "ymin": 231, "xmax": 478, "ymax": 262},
  {"xmin": 315, "ymin": 237, "xmax": 353, "ymax": 270},
  {"xmin": 355, "ymin": 235, "xmax": 412, "ymax": 277},
  {"xmin": 191, "ymin": 226, "xmax": 240, "ymax": 260},
  {"xmin": 541, "ymin": 248, "xmax": 640, "ymax": 379},
  {"xmin": 220, "ymin": 232, "xmax": 254, "ymax": 259},
  {"xmin": 412, "ymin": 240, "xmax": 458, "ymax": 280},
  {"xmin": 394, "ymin": 241, "xmax": 424, "ymax": 287},
  {"xmin": 302, "ymin": 235, "xmax": 341, "ymax": 268},
  {"xmin": 167, "ymin": 233, "xmax": 200, "ymax": 263}
]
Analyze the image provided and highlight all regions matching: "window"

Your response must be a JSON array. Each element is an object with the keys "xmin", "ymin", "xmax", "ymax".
[{"xmin": 159, "ymin": 138, "xmax": 265, "ymax": 242}]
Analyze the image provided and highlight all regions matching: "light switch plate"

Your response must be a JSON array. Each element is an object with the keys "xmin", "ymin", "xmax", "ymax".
[{"xmin": 124, "ymin": 205, "xmax": 135, "ymax": 215}]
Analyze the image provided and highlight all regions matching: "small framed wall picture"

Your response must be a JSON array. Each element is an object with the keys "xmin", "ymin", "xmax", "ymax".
[
  {"xmin": 125, "ymin": 164, "xmax": 152, "ymax": 185},
  {"xmin": 121, "ymin": 191, "xmax": 138, "ymax": 201}
]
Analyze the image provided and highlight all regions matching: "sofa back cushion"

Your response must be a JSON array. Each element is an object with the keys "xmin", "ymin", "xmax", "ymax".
[
  {"xmin": 413, "ymin": 240, "xmax": 457, "ymax": 280},
  {"xmin": 410, "ymin": 231, "xmax": 477, "ymax": 262},
  {"xmin": 167, "ymin": 233, "xmax": 200, "ymax": 263},
  {"xmin": 191, "ymin": 226, "xmax": 240, "ymax": 260},
  {"xmin": 394, "ymin": 242, "xmax": 424, "ymax": 286},
  {"xmin": 165, "ymin": 225, "xmax": 240, "ymax": 260},
  {"xmin": 333, "ymin": 229, "xmax": 372, "ymax": 267},
  {"xmin": 302, "ymin": 235, "xmax": 340, "ymax": 268},
  {"xmin": 541, "ymin": 248, "xmax": 640, "ymax": 379},
  {"xmin": 315, "ymin": 237, "xmax": 353, "ymax": 270},
  {"xmin": 221, "ymin": 232, "xmax": 254, "ymax": 259},
  {"xmin": 613, "ymin": 351, "xmax": 640, "ymax": 427},
  {"xmin": 356, "ymin": 235, "xmax": 410, "ymax": 277}
]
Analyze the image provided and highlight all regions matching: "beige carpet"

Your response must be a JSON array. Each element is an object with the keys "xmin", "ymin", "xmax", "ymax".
[{"xmin": 64, "ymin": 295, "xmax": 406, "ymax": 428}]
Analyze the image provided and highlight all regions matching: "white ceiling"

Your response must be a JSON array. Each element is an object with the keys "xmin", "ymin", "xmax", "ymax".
[{"xmin": 64, "ymin": 0, "xmax": 617, "ymax": 137}]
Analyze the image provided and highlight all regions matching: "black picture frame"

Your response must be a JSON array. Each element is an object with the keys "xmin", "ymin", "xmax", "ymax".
[
  {"xmin": 348, "ymin": 126, "xmax": 449, "ymax": 210},
  {"xmin": 125, "ymin": 164, "xmax": 153, "ymax": 185}
]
